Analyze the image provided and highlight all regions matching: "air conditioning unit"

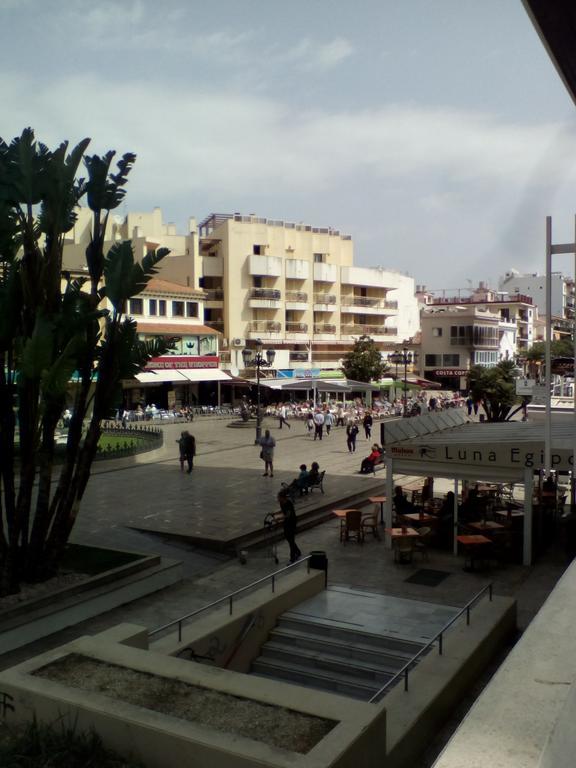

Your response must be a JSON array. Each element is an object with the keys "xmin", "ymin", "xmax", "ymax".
[{"xmin": 232, "ymin": 338, "xmax": 245, "ymax": 348}]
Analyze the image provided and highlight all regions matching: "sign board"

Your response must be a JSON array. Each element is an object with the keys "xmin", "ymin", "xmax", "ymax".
[
  {"xmin": 530, "ymin": 385, "xmax": 548, "ymax": 404},
  {"xmin": 433, "ymin": 369, "xmax": 468, "ymax": 377},
  {"xmin": 146, "ymin": 356, "xmax": 219, "ymax": 370},
  {"xmin": 389, "ymin": 440, "xmax": 574, "ymax": 471}
]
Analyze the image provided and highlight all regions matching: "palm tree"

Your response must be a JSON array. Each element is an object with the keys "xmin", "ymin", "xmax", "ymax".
[{"xmin": 0, "ymin": 130, "xmax": 171, "ymax": 595}]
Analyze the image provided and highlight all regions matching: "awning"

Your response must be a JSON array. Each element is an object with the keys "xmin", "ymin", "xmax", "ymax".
[
  {"xmin": 178, "ymin": 369, "xmax": 232, "ymax": 382},
  {"xmin": 135, "ymin": 370, "xmax": 188, "ymax": 384},
  {"xmin": 135, "ymin": 369, "xmax": 232, "ymax": 384}
]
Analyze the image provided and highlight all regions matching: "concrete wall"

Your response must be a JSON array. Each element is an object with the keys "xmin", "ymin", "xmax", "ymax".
[
  {"xmin": 432, "ymin": 561, "xmax": 576, "ymax": 767},
  {"xmin": 152, "ymin": 568, "xmax": 325, "ymax": 672}
]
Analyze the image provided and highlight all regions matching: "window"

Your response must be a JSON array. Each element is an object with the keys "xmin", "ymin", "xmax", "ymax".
[
  {"xmin": 425, "ymin": 354, "xmax": 442, "ymax": 367},
  {"xmin": 129, "ymin": 298, "xmax": 143, "ymax": 315},
  {"xmin": 253, "ymin": 276, "xmax": 262, "ymax": 288},
  {"xmin": 314, "ymin": 253, "xmax": 325, "ymax": 263},
  {"xmin": 172, "ymin": 301, "xmax": 184, "ymax": 317},
  {"xmin": 186, "ymin": 302, "xmax": 199, "ymax": 318},
  {"xmin": 149, "ymin": 299, "xmax": 157, "ymax": 316},
  {"xmin": 432, "ymin": 327, "xmax": 443, "ymax": 337},
  {"xmin": 443, "ymin": 354, "xmax": 460, "ymax": 366},
  {"xmin": 253, "ymin": 245, "xmax": 262, "ymax": 255},
  {"xmin": 159, "ymin": 300, "xmax": 166, "ymax": 316}
]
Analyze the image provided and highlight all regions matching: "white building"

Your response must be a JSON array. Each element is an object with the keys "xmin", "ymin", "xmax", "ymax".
[{"xmin": 499, "ymin": 269, "xmax": 574, "ymax": 321}]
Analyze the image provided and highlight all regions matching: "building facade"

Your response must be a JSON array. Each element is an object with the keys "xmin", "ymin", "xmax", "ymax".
[
  {"xmin": 499, "ymin": 269, "xmax": 574, "ymax": 321},
  {"xmin": 196, "ymin": 213, "xmax": 420, "ymax": 377}
]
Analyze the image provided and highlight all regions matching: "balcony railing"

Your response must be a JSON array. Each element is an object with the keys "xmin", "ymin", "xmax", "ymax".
[
  {"xmin": 248, "ymin": 321, "xmax": 282, "ymax": 332},
  {"xmin": 248, "ymin": 288, "xmax": 281, "ymax": 300},
  {"xmin": 450, "ymin": 337, "xmax": 499, "ymax": 348},
  {"xmin": 313, "ymin": 293, "xmax": 337, "ymax": 304},
  {"xmin": 289, "ymin": 351, "xmax": 310, "ymax": 362},
  {"xmin": 285, "ymin": 290, "xmax": 308, "ymax": 302},
  {"xmin": 313, "ymin": 323, "xmax": 337, "ymax": 334},
  {"xmin": 340, "ymin": 297, "xmax": 398, "ymax": 309},
  {"xmin": 219, "ymin": 350, "xmax": 231, "ymax": 363},
  {"xmin": 341, "ymin": 324, "xmax": 397, "ymax": 335},
  {"xmin": 205, "ymin": 319, "xmax": 224, "ymax": 331},
  {"xmin": 285, "ymin": 322, "xmax": 308, "ymax": 333},
  {"xmin": 204, "ymin": 288, "xmax": 224, "ymax": 300}
]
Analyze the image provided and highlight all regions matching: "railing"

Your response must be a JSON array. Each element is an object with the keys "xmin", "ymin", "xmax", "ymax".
[
  {"xmin": 248, "ymin": 321, "xmax": 282, "ymax": 332},
  {"xmin": 341, "ymin": 324, "xmax": 397, "ymax": 335},
  {"xmin": 149, "ymin": 556, "xmax": 314, "ymax": 643},
  {"xmin": 285, "ymin": 322, "xmax": 308, "ymax": 333},
  {"xmin": 340, "ymin": 297, "xmax": 397, "ymax": 309},
  {"xmin": 204, "ymin": 288, "xmax": 224, "ymax": 300},
  {"xmin": 289, "ymin": 351, "xmax": 309, "ymax": 361},
  {"xmin": 313, "ymin": 293, "xmax": 337, "ymax": 304},
  {"xmin": 313, "ymin": 323, "xmax": 337, "ymax": 333},
  {"xmin": 219, "ymin": 350, "xmax": 231, "ymax": 363},
  {"xmin": 248, "ymin": 288, "xmax": 281, "ymax": 300},
  {"xmin": 369, "ymin": 583, "xmax": 493, "ymax": 703},
  {"xmin": 285, "ymin": 291, "xmax": 308, "ymax": 302},
  {"xmin": 205, "ymin": 319, "xmax": 224, "ymax": 331}
]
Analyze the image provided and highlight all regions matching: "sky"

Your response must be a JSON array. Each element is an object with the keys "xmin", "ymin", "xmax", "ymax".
[{"xmin": 2, "ymin": 0, "xmax": 576, "ymax": 290}]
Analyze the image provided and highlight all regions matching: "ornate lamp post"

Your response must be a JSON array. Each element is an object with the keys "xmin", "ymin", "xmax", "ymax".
[{"xmin": 242, "ymin": 339, "xmax": 276, "ymax": 442}]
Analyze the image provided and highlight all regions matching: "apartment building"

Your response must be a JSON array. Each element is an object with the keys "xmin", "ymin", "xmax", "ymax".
[
  {"xmin": 197, "ymin": 213, "xmax": 419, "ymax": 375},
  {"xmin": 499, "ymin": 269, "xmax": 574, "ymax": 320},
  {"xmin": 420, "ymin": 306, "xmax": 502, "ymax": 390}
]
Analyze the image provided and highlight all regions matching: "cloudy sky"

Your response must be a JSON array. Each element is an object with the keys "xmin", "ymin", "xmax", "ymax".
[{"xmin": 2, "ymin": 0, "xmax": 576, "ymax": 289}]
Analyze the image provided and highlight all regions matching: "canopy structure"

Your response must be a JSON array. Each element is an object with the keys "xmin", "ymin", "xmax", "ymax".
[
  {"xmin": 135, "ymin": 369, "xmax": 233, "ymax": 385},
  {"xmin": 381, "ymin": 410, "xmax": 574, "ymax": 565}
]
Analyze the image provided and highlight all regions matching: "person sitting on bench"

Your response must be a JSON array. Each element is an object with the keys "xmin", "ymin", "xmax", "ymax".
[{"xmin": 360, "ymin": 444, "xmax": 383, "ymax": 474}]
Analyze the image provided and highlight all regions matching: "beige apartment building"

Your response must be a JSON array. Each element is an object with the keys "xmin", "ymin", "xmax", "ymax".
[{"xmin": 197, "ymin": 213, "xmax": 420, "ymax": 375}]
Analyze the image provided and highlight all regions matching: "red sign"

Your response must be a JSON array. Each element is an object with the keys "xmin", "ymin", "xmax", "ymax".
[{"xmin": 146, "ymin": 356, "xmax": 219, "ymax": 370}]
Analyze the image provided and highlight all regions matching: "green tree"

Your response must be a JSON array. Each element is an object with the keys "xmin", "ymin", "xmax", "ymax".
[
  {"xmin": 341, "ymin": 335, "xmax": 389, "ymax": 382},
  {"xmin": 467, "ymin": 360, "xmax": 519, "ymax": 422},
  {"xmin": 526, "ymin": 338, "xmax": 573, "ymax": 362},
  {"xmin": 0, "ymin": 129, "xmax": 171, "ymax": 596}
]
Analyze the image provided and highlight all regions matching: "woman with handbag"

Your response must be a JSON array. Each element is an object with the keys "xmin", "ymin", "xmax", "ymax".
[{"xmin": 258, "ymin": 429, "xmax": 276, "ymax": 477}]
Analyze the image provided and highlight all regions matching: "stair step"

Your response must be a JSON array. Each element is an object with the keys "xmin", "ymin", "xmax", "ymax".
[
  {"xmin": 261, "ymin": 642, "xmax": 396, "ymax": 682},
  {"xmin": 251, "ymin": 657, "xmax": 387, "ymax": 700},
  {"xmin": 269, "ymin": 627, "xmax": 411, "ymax": 670},
  {"xmin": 278, "ymin": 615, "xmax": 428, "ymax": 657}
]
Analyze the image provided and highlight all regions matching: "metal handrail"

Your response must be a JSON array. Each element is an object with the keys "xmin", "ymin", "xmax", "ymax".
[
  {"xmin": 149, "ymin": 556, "xmax": 313, "ymax": 643},
  {"xmin": 369, "ymin": 583, "xmax": 493, "ymax": 703}
]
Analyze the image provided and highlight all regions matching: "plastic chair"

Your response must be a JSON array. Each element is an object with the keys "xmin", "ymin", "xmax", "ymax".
[
  {"xmin": 361, "ymin": 508, "xmax": 381, "ymax": 541},
  {"xmin": 340, "ymin": 509, "xmax": 363, "ymax": 544},
  {"xmin": 393, "ymin": 536, "xmax": 414, "ymax": 564}
]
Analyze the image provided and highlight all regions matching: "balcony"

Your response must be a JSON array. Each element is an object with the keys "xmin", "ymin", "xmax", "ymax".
[
  {"xmin": 313, "ymin": 262, "xmax": 338, "ymax": 283},
  {"xmin": 340, "ymin": 297, "xmax": 399, "ymax": 314},
  {"xmin": 341, "ymin": 324, "xmax": 397, "ymax": 337},
  {"xmin": 248, "ymin": 254, "xmax": 282, "ymax": 277},
  {"xmin": 340, "ymin": 265, "xmax": 399, "ymax": 289},
  {"xmin": 204, "ymin": 288, "xmax": 224, "ymax": 301},
  {"xmin": 313, "ymin": 293, "xmax": 337, "ymax": 307},
  {"xmin": 247, "ymin": 320, "xmax": 282, "ymax": 340},
  {"xmin": 202, "ymin": 255, "xmax": 223, "ymax": 277},
  {"xmin": 248, "ymin": 287, "xmax": 282, "ymax": 309},
  {"xmin": 285, "ymin": 322, "xmax": 308, "ymax": 335},
  {"xmin": 450, "ymin": 337, "xmax": 499, "ymax": 348},
  {"xmin": 286, "ymin": 290, "xmax": 308, "ymax": 302},
  {"xmin": 219, "ymin": 350, "xmax": 231, "ymax": 364},
  {"xmin": 285, "ymin": 259, "xmax": 309, "ymax": 279},
  {"xmin": 313, "ymin": 323, "xmax": 337, "ymax": 334}
]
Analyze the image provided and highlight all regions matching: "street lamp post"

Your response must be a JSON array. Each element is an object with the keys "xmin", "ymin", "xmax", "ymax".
[
  {"xmin": 242, "ymin": 339, "xmax": 276, "ymax": 443},
  {"xmin": 389, "ymin": 348, "xmax": 415, "ymax": 417}
]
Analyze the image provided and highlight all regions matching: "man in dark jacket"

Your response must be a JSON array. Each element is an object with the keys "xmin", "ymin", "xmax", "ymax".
[{"xmin": 278, "ymin": 490, "xmax": 301, "ymax": 563}]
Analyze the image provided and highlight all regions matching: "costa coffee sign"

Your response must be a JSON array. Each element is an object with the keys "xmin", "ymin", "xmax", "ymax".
[
  {"xmin": 145, "ymin": 355, "xmax": 219, "ymax": 370},
  {"xmin": 434, "ymin": 369, "xmax": 468, "ymax": 377}
]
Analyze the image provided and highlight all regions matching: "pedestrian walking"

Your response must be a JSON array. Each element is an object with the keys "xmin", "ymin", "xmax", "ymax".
[
  {"xmin": 363, "ymin": 411, "xmax": 373, "ymax": 439},
  {"xmin": 346, "ymin": 422, "xmax": 359, "ymax": 453},
  {"xmin": 277, "ymin": 490, "xmax": 301, "ymax": 563},
  {"xmin": 336, "ymin": 405, "xmax": 345, "ymax": 427},
  {"xmin": 278, "ymin": 403, "xmax": 291, "ymax": 429},
  {"xmin": 177, "ymin": 430, "xmax": 196, "ymax": 473},
  {"xmin": 324, "ymin": 410, "xmax": 333, "ymax": 435},
  {"xmin": 313, "ymin": 409, "xmax": 325, "ymax": 441},
  {"xmin": 259, "ymin": 429, "xmax": 276, "ymax": 476}
]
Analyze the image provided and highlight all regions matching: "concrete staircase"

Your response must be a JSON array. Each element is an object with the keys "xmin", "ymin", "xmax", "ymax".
[{"xmin": 251, "ymin": 614, "xmax": 429, "ymax": 701}]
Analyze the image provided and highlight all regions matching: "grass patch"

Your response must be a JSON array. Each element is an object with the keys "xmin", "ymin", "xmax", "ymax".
[
  {"xmin": 0, "ymin": 719, "xmax": 144, "ymax": 767},
  {"xmin": 62, "ymin": 544, "xmax": 143, "ymax": 576}
]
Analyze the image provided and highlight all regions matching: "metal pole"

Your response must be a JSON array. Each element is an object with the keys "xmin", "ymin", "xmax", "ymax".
[
  {"xmin": 255, "ymin": 356, "xmax": 262, "ymax": 443},
  {"xmin": 545, "ymin": 216, "xmax": 552, "ymax": 476},
  {"xmin": 403, "ymin": 349, "xmax": 408, "ymax": 417},
  {"xmin": 574, "ymin": 214, "xmax": 576, "ymax": 509}
]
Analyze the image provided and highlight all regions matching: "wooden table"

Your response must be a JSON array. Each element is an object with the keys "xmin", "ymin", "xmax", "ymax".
[
  {"xmin": 494, "ymin": 509, "xmax": 524, "ymax": 520},
  {"xmin": 385, "ymin": 527, "xmax": 420, "ymax": 539},
  {"xmin": 368, "ymin": 496, "xmax": 386, "ymax": 525},
  {"xmin": 468, "ymin": 520, "xmax": 505, "ymax": 532},
  {"xmin": 332, "ymin": 508, "xmax": 360, "ymax": 519},
  {"xmin": 403, "ymin": 512, "xmax": 437, "ymax": 525},
  {"xmin": 457, "ymin": 534, "xmax": 492, "ymax": 571}
]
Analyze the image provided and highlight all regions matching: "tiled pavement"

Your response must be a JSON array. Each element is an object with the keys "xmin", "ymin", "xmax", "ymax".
[{"xmin": 0, "ymin": 414, "xmax": 570, "ymax": 672}]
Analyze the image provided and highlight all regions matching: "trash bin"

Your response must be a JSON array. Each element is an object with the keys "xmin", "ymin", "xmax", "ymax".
[{"xmin": 309, "ymin": 550, "xmax": 328, "ymax": 586}]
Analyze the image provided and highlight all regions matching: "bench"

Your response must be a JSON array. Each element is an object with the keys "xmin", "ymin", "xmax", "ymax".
[
  {"xmin": 305, "ymin": 470, "xmax": 326, "ymax": 494},
  {"xmin": 281, "ymin": 470, "xmax": 326, "ymax": 501}
]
